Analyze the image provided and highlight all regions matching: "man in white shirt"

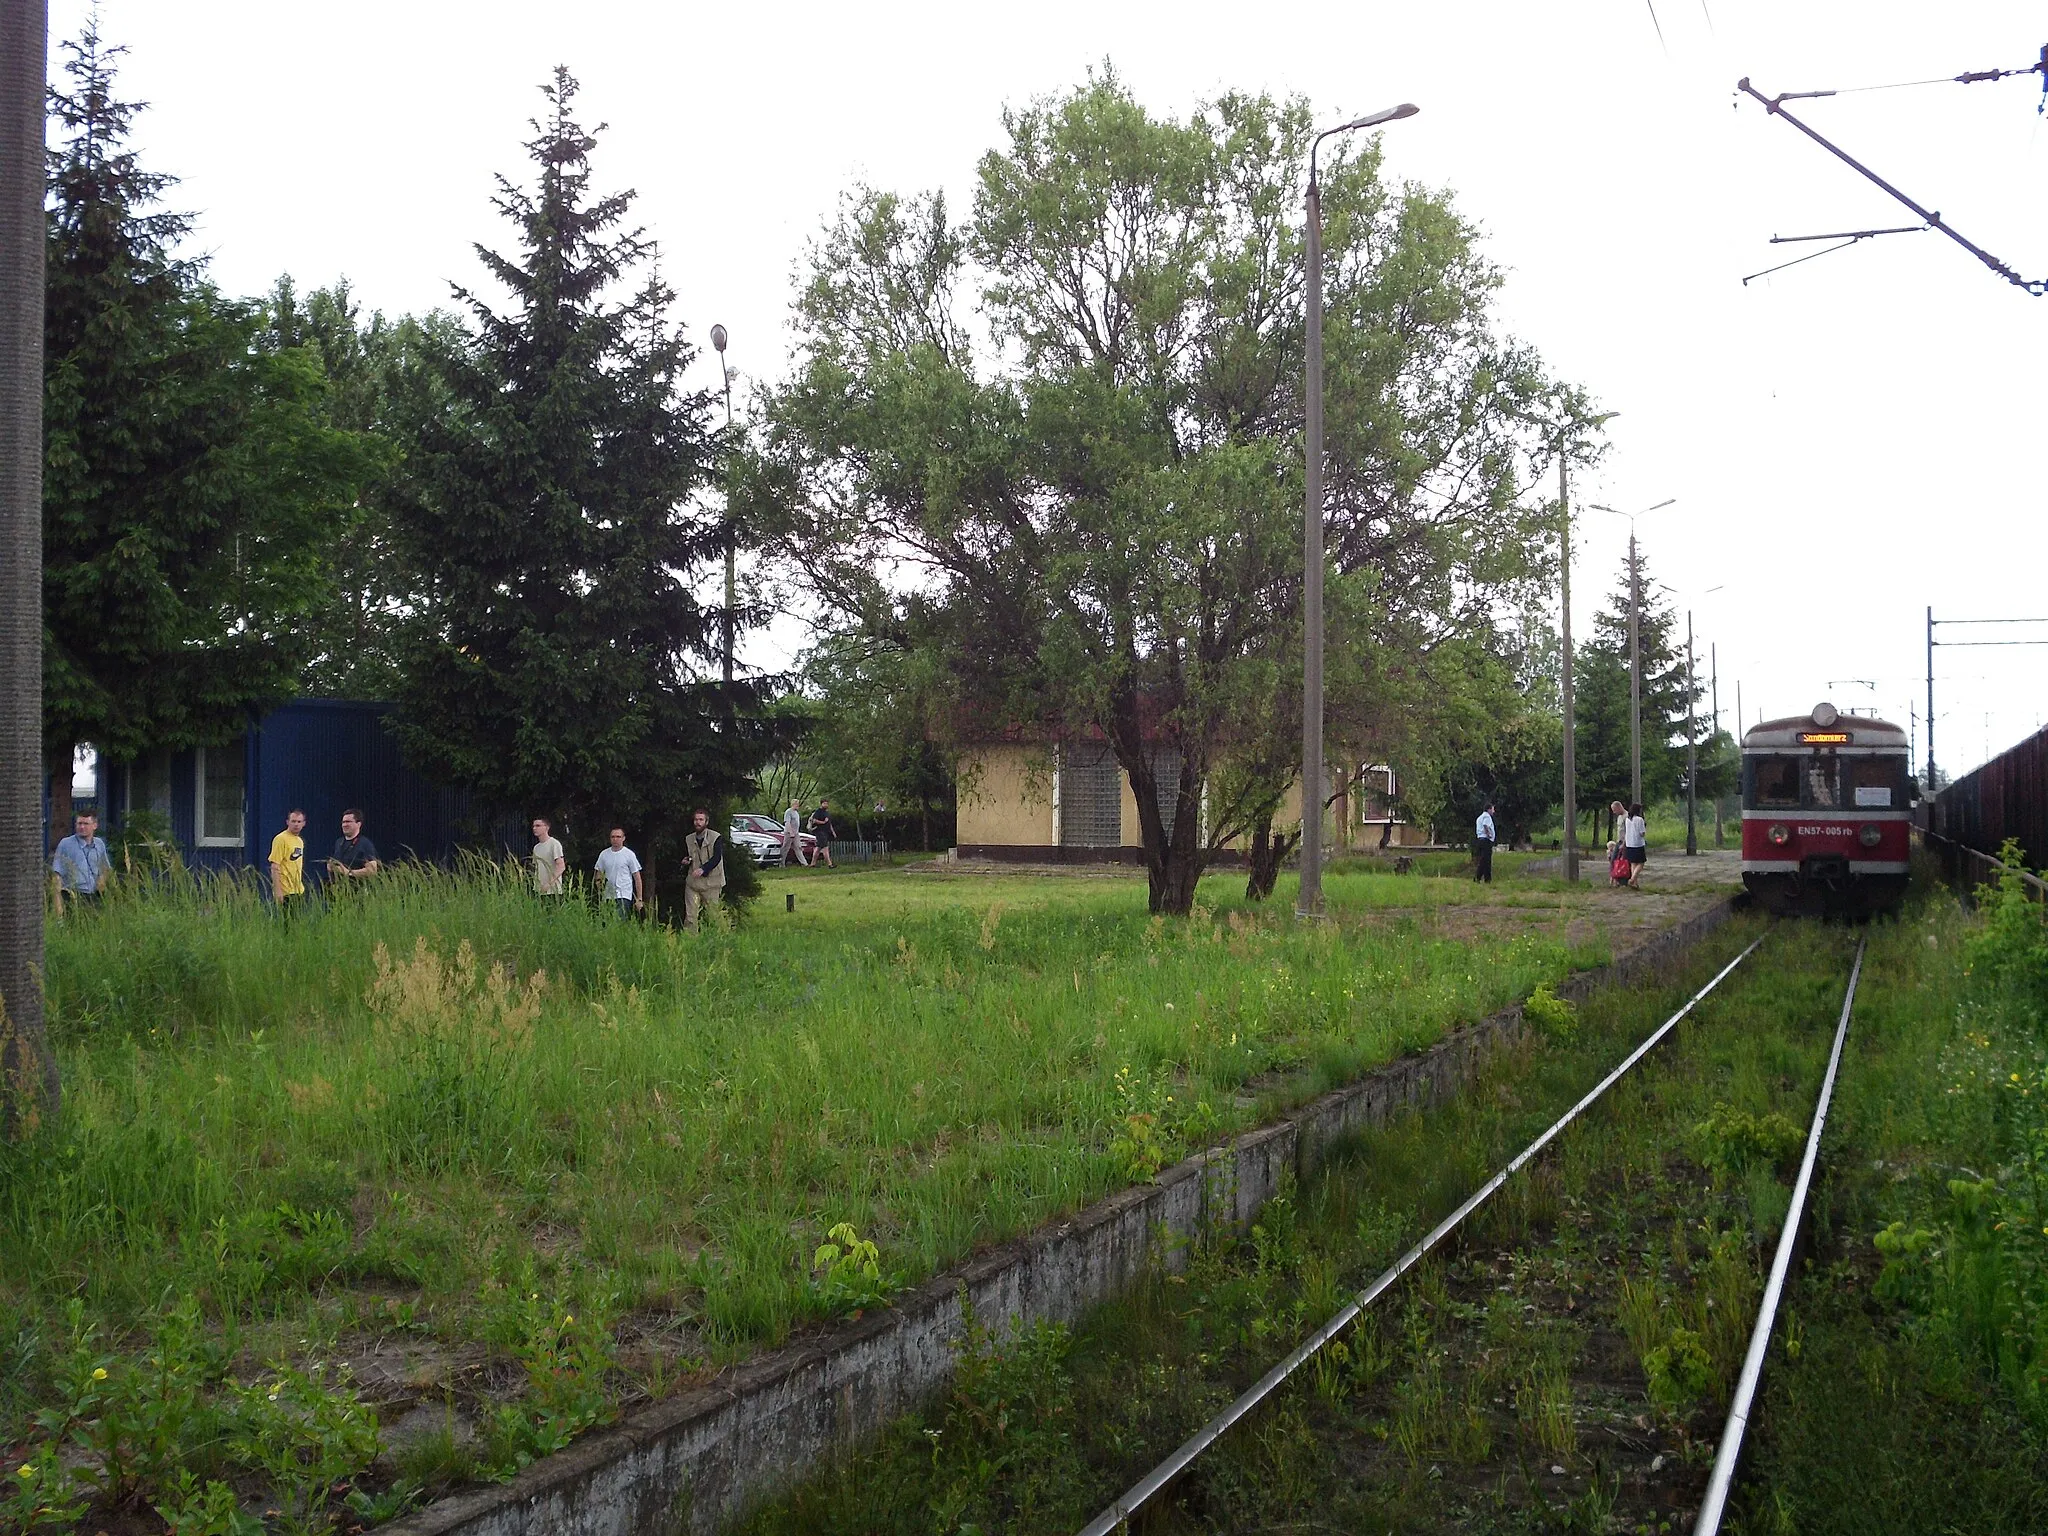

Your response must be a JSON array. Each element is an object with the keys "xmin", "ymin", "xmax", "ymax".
[
  {"xmin": 780, "ymin": 799, "xmax": 808, "ymax": 867},
  {"xmin": 594, "ymin": 826, "xmax": 644, "ymax": 918},
  {"xmin": 530, "ymin": 817, "xmax": 566, "ymax": 896},
  {"xmin": 1473, "ymin": 801, "xmax": 1497, "ymax": 884}
]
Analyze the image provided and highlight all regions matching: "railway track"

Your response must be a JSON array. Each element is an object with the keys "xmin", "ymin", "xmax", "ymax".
[{"xmin": 1077, "ymin": 928, "xmax": 1868, "ymax": 1536}]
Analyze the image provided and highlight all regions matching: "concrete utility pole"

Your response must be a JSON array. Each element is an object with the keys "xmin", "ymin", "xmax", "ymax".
[
  {"xmin": 1925, "ymin": 605, "xmax": 1935, "ymax": 790},
  {"xmin": 1629, "ymin": 530, "xmax": 1641, "ymax": 808},
  {"xmin": 1685, "ymin": 611, "xmax": 1697, "ymax": 856},
  {"xmin": 1711, "ymin": 642, "xmax": 1723, "ymax": 847},
  {"xmin": 1297, "ymin": 100, "xmax": 1417, "ymax": 920},
  {"xmin": 1559, "ymin": 447, "xmax": 1577, "ymax": 881},
  {"xmin": 1, "ymin": 0, "xmax": 55, "ymax": 1134},
  {"xmin": 712, "ymin": 324, "xmax": 735, "ymax": 686}
]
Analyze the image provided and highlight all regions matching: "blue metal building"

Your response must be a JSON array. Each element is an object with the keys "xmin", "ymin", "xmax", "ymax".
[{"xmin": 99, "ymin": 699, "xmax": 480, "ymax": 877}]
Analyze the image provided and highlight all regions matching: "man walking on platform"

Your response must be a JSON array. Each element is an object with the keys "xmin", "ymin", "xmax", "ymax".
[
  {"xmin": 1473, "ymin": 801, "xmax": 1497, "ymax": 884},
  {"xmin": 683, "ymin": 808, "xmax": 725, "ymax": 931}
]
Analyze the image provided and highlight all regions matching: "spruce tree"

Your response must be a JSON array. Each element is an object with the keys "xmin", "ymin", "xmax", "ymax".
[
  {"xmin": 1574, "ymin": 545, "xmax": 1699, "ymax": 825},
  {"xmin": 390, "ymin": 69, "xmax": 779, "ymax": 882},
  {"xmin": 41, "ymin": 21, "xmax": 374, "ymax": 823}
]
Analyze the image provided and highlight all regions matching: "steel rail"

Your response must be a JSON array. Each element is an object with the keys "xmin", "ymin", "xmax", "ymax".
[
  {"xmin": 1075, "ymin": 933, "xmax": 1769, "ymax": 1536},
  {"xmin": 1694, "ymin": 937, "xmax": 1867, "ymax": 1535}
]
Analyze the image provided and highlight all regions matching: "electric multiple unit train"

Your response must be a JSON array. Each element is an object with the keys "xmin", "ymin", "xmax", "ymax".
[{"xmin": 1740, "ymin": 702, "xmax": 1913, "ymax": 916}]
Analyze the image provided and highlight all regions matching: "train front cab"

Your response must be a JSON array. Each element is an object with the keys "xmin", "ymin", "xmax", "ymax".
[{"xmin": 1740, "ymin": 705, "xmax": 1912, "ymax": 917}]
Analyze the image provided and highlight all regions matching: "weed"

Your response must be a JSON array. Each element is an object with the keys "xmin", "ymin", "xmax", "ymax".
[
  {"xmin": 1524, "ymin": 982, "xmax": 1578, "ymax": 1042},
  {"xmin": 477, "ymin": 1279, "xmax": 618, "ymax": 1479},
  {"xmin": 1108, "ymin": 1112, "xmax": 1166, "ymax": 1181},
  {"xmin": 229, "ymin": 1363, "xmax": 379, "ymax": 1535},
  {"xmin": 154, "ymin": 1470, "xmax": 262, "ymax": 1536},
  {"xmin": 1692, "ymin": 1103, "xmax": 1803, "ymax": 1183},
  {"xmin": 2, "ymin": 1445, "xmax": 86, "ymax": 1533},
  {"xmin": 1642, "ymin": 1328, "xmax": 1712, "ymax": 1411},
  {"xmin": 810, "ymin": 1223, "xmax": 894, "ymax": 1317}
]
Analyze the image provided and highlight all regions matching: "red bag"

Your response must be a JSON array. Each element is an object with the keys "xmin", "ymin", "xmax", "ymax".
[{"xmin": 1610, "ymin": 852, "xmax": 1632, "ymax": 884}]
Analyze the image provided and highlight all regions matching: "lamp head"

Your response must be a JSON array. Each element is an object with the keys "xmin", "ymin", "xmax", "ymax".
[
  {"xmin": 710, "ymin": 324, "xmax": 728, "ymax": 354},
  {"xmin": 1343, "ymin": 102, "xmax": 1420, "ymax": 131}
]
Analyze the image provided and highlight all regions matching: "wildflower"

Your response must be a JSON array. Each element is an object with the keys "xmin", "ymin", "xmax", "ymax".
[
  {"xmin": 563, "ymin": 1314, "xmax": 575, "ymax": 1326},
  {"xmin": 17, "ymin": 1464, "xmax": 34, "ymax": 1479},
  {"xmin": 91, "ymin": 1367, "xmax": 107, "ymax": 1381}
]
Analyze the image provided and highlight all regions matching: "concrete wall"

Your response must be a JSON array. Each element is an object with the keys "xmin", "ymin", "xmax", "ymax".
[
  {"xmin": 380, "ymin": 894, "xmax": 1739, "ymax": 1536},
  {"xmin": 955, "ymin": 746, "xmax": 1051, "ymax": 847}
]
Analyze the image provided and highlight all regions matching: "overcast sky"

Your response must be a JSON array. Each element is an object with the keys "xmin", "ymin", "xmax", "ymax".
[{"xmin": 52, "ymin": 0, "xmax": 2048, "ymax": 780}]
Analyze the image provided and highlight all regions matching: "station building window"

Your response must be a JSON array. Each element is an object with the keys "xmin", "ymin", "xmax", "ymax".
[{"xmin": 194, "ymin": 745, "xmax": 245, "ymax": 847}]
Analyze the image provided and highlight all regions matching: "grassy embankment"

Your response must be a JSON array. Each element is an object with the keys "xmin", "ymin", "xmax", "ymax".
[
  {"xmin": 742, "ymin": 861, "xmax": 2048, "ymax": 1535},
  {"xmin": 1, "ymin": 855, "xmax": 1610, "ymax": 1527}
]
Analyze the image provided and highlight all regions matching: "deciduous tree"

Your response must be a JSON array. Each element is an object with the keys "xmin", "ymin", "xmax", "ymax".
[{"xmin": 759, "ymin": 72, "xmax": 1566, "ymax": 912}]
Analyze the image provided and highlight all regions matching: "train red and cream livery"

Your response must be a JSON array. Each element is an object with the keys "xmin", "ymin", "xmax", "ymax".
[{"xmin": 1741, "ymin": 703, "xmax": 1913, "ymax": 916}]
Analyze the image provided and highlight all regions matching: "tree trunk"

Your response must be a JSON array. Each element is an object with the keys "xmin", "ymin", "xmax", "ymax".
[
  {"xmin": 1245, "ymin": 812, "xmax": 1299, "ymax": 901},
  {"xmin": 1333, "ymin": 763, "xmax": 1351, "ymax": 853},
  {"xmin": 47, "ymin": 751, "xmax": 70, "ymax": 853},
  {"xmin": 1, "ymin": 0, "xmax": 56, "ymax": 1137}
]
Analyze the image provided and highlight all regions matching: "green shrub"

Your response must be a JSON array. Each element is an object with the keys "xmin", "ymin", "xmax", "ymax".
[
  {"xmin": 1523, "ymin": 982, "xmax": 1577, "ymax": 1041},
  {"xmin": 1643, "ymin": 1327, "xmax": 1713, "ymax": 1410},
  {"xmin": 1693, "ymin": 1103, "xmax": 1804, "ymax": 1182}
]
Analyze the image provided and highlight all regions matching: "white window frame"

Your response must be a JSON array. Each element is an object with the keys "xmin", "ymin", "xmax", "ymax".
[{"xmin": 193, "ymin": 745, "xmax": 246, "ymax": 848}]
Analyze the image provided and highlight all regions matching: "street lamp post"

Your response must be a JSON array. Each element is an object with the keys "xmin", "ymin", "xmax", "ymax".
[
  {"xmin": 710, "ymin": 324, "xmax": 734, "ymax": 686},
  {"xmin": 1551, "ymin": 409, "xmax": 1616, "ymax": 883},
  {"xmin": 1298, "ymin": 100, "xmax": 1418, "ymax": 921}
]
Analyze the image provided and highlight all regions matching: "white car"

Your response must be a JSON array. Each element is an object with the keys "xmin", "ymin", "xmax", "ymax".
[{"xmin": 728, "ymin": 819, "xmax": 782, "ymax": 866}]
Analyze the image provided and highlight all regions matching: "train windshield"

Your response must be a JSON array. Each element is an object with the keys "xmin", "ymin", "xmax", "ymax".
[
  {"xmin": 1806, "ymin": 755, "xmax": 1842, "ymax": 809},
  {"xmin": 1750, "ymin": 756, "xmax": 1801, "ymax": 808}
]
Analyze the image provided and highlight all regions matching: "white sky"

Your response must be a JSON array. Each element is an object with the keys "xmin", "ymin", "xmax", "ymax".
[{"xmin": 52, "ymin": 0, "xmax": 2048, "ymax": 781}]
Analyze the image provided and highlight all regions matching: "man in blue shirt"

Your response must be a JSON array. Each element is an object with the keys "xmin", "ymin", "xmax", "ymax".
[
  {"xmin": 1473, "ymin": 801, "xmax": 1496, "ymax": 884},
  {"xmin": 50, "ymin": 811, "xmax": 113, "ymax": 914}
]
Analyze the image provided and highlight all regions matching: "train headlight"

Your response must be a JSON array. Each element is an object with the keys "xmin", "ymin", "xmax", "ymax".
[
  {"xmin": 1768, "ymin": 824, "xmax": 1791, "ymax": 846},
  {"xmin": 1859, "ymin": 824, "xmax": 1882, "ymax": 847}
]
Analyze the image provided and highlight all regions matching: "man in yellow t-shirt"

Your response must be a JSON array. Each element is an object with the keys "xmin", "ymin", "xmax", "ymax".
[{"xmin": 269, "ymin": 808, "xmax": 308, "ymax": 915}]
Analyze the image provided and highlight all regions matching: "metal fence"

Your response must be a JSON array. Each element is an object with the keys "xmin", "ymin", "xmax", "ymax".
[
  {"xmin": 1932, "ymin": 722, "xmax": 2048, "ymax": 871},
  {"xmin": 827, "ymin": 839, "xmax": 889, "ymax": 863}
]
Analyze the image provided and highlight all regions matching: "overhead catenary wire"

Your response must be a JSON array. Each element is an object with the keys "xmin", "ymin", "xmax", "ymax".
[
  {"xmin": 1780, "ymin": 44, "xmax": 2047, "ymax": 98},
  {"xmin": 1075, "ymin": 934, "xmax": 1770, "ymax": 1536},
  {"xmin": 1735, "ymin": 71, "xmax": 2048, "ymax": 295},
  {"xmin": 1695, "ymin": 938, "xmax": 1867, "ymax": 1535}
]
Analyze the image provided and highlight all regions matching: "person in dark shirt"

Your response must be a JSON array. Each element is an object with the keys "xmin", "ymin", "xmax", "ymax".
[
  {"xmin": 328, "ymin": 808, "xmax": 382, "ymax": 883},
  {"xmin": 806, "ymin": 798, "xmax": 837, "ymax": 869}
]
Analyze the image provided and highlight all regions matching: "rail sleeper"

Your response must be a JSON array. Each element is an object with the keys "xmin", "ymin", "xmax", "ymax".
[{"xmin": 383, "ymin": 893, "xmax": 1739, "ymax": 1536}]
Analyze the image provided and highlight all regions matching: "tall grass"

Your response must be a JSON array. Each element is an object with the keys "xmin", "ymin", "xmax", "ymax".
[{"xmin": 2, "ymin": 858, "xmax": 1603, "ymax": 1492}]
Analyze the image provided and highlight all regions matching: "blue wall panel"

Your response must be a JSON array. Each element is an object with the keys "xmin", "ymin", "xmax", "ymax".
[
  {"xmin": 246, "ymin": 701, "xmax": 477, "ymax": 881},
  {"xmin": 106, "ymin": 700, "xmax": 485, "ymax": 882}
]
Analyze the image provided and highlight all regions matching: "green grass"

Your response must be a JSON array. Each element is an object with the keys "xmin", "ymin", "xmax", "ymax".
[
  {"xmin": 740, "ymin": 911, "xmax": 1844, "ymax": 1534},
  {"xmin": 736, "ymin": 859, "xmax": 2048, "ymax": 1536},
  {"xmin": 1, "ymin": 854, "xmax": 1625, "ymax": 1522}
]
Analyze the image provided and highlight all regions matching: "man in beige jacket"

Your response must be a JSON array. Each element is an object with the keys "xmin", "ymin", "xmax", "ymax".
[{"xmin": 683, "ymin": 808, "xmax": 726, "ymax": 931}]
